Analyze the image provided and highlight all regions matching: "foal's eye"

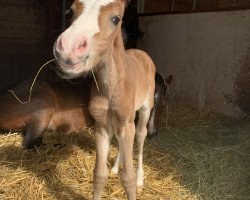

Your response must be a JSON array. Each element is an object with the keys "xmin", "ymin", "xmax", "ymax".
[{"xmin": 110, "ymin": 16, "xmax": 121, "ymax": 27}]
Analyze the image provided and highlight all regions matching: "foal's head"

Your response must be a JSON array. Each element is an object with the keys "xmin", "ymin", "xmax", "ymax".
[{"xmin": 54, "ymin": 0, "xmax": 129, "ymax": 78}]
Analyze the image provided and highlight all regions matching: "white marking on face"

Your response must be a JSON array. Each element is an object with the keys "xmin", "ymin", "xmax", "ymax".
[
  {"xmin": 72, "ymin": 0, "xmax": 117, "ymax": 39},
  {"xmin": 56, "ymin": 0, "xmax": 119, "ymax": 78}
]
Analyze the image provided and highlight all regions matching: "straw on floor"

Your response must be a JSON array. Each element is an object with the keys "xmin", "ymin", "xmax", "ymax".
[
  {"xmin": 0, "ymin": 101, "xmax": 249, "ymax": 200},
  {"xmin": 0, "ymin": 130, "xmax": 196, "ymax": 200}
]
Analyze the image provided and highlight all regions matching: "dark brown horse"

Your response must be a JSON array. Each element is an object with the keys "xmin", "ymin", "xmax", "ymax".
[
  {"xmin": 0, "ymin": 78, "xmax": 93, "ymax": 149},
  {"xmin": 0, "ymin": 73, "xmax": 172, "ymax": 149},
  {"xmin": 147, "ymin": 73, "xmax": 173, "ymax": 138}
]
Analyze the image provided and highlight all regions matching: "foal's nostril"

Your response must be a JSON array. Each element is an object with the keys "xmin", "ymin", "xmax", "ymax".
[
  {"xmin": 74, "ymin": 39, "xmax": 88, "ymax": 57},
  {"xmin": 81, "ymin": 40, "xmax": 87, "ymax": 48}
]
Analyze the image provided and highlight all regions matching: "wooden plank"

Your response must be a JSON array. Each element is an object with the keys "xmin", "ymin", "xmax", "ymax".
[
  {"xmin": 0, "ymin": 0, "xmax": 27, "ymax": 6},
  {"xmin": 0, "ymin": 21, "xmax": 47, "ymax": 39},
  {"xmin": 0, "ymin": 0, "xmax": 47, "ymax": 8},
  {"xmin": 0, "ymin": 4, "xmax": 47, "ymax": 25},
  {"xmin": 48, "ymin": 0, "xmax": 60, "ymax": 48},
  {"xmin": 0, "ymin": 53, "xmax": 56, "ymax": 90},
  {"xmin": 0, "ymin": 22, "xmax": 47, "ymax": 39},
  {"xmin": 144, "ymin": 0, "xmax": 171, "ymax": 13},
  {"xmin": 0, "ymin": 38, "xmax": 48, "ymax": 54},
  {"xmin": 139, "ymin": 6, "xmax": 250, "ymax": 16}
]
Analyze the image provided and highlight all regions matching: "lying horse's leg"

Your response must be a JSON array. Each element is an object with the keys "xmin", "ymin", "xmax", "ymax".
[
  {"xmin": 93, "ymin": 124, "xmax": 112, "ymax": 200},
  {"xmin": 136, "ymin": 107, "xmax": 151, "ymax": 187},
  {"xmin": 22, "ymin": 109, "xmax": 54, "ymax": 149},
  {"xmin": 116, "ymin": 122, "xmax": 136, "ymax": 200},
  {"xmin": 23, "ymin": 119, "xmax": 48, "ymax": 149}
]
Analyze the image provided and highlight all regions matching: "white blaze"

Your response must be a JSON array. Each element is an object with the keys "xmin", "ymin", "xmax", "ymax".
[
  {"xmin": 71, "ymin": 0, "xmax": 117, "ymax": 38},
  {"xmin": 55, "ymin": 0, "xmax": 118, "ymax": 77}
]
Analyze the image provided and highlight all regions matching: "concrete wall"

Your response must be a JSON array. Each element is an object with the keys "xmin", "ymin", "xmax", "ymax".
[{"xmin": 138, "ymin": 10, "xmax": 250, "ymax": 117}]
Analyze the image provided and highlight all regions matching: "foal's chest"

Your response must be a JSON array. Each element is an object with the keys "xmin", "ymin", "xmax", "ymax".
[{"xmin": 89, "ymin": 95, "xmax": 134, "ymax": 129}]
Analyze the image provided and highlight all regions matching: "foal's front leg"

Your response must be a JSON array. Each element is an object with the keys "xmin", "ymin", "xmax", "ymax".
[
  {"xmin": 116, "ymin": 122, "xmax": 137, "ymax": 200},
  {"xmin": 93, "ymin": 124, "xmax": 112, "ymax": 200}
]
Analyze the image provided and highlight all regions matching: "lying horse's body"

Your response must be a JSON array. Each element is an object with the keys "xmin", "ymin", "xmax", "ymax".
[
  {"xmin": 0, "ymin": 78, "xmax": 93, "ymax": 148},
  {"xmin": 0, "ymin": 73, "xmax": 172, "ymax": 149}
]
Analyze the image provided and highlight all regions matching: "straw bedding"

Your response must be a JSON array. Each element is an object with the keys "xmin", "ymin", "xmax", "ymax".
[{"xmin": 0, "ymin": 101, "xmax": 249, "ymax": 200}]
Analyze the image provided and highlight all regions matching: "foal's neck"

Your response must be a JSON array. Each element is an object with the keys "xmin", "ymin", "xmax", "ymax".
[{"xmin": 95, "ymin": 31, "xmax": 127, "ymax": 96}]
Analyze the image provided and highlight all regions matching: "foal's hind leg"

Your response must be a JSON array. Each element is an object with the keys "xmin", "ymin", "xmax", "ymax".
[
  {"xmin": 136, "ymin": 107, "xmax": 151, "ymax": 187},
  {"xmin": 111, "ymin": 150, "xmax": 122, "ymax": 174},
  {"xmin": 112, "ymin": 108, "xmax": 151, "ymax": 186}
]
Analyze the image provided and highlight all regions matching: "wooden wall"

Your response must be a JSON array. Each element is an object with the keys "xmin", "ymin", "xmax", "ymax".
[
  {"xmin": 0, "ymin": 0, "xmax": 60, "ymax": 90},
  {"xmin": 141, "ymin": 0, "xmax": 250, "ymax": 13}
]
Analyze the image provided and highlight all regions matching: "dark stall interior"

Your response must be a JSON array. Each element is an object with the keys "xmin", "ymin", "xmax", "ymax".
[
  {"xmin": 0, "ymin": 0, "xmax": 141, "ymax": 90},
  {"xmin": 0, "ymin": 0, "xmax": 67, "ymax": 90}
]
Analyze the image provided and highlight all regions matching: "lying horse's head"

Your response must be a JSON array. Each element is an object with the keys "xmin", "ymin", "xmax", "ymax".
[
  {"xmin": 54, "ymin": 0, "xmax": 130, "ymax": 78},
  {"xmin": 147, "ymin": 73, "xmax": 173, "ymax": 138}
]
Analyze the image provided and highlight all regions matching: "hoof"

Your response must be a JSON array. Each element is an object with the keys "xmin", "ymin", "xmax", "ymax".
[
  {"xmin": 147, "ymin": 131, "xmax": 158, "ymax": 139},
  {"xmin": 136, "ymin": 172, "xmax": 144, "ymax": 187},
  {"xmin": 136, "ymin": 178, "xmax": 143, "ymax": 187},
  {"xmin": 111, "ymin": 167, "xmax": 119, "ymax": 175},
  {"xmin": 23, "ymin": 137, "xmax": 43, "ymax": 149},
  {"xmin": 110, "ymin": 171, "xmax": 118, "ymax": 178},
  {"xmin": 136, "ymin": 186, "xmax": 143, "ymax": 194}
]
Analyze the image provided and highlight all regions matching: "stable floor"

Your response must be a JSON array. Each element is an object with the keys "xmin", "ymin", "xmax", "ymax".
[{"xmin": 0, "ymin": 102, "xmax": 249, "ymax": 200}]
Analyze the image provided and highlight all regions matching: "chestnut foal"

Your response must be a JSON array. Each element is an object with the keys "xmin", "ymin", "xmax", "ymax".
[{"xmin": 54, "ymin": 0, "xmax": 155, "ymax": 199}]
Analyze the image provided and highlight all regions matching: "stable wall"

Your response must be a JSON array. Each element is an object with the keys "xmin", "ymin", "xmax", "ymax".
[
  {"xmin": 0, "ymin": 0, "xmax": 52, "ymax": 89},
  {"xmin": 138, "ymin": 10, "xmax": 250, "ymax": 117}
]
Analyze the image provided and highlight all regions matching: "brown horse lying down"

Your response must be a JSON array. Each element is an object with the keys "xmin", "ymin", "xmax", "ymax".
[
  {"xmin": 0, "ymin": 78, "xmax": 93, "ymax": 149},
  {"xmin": 0, "ymin": 73, "xmax": 172, "ymax": 149}
]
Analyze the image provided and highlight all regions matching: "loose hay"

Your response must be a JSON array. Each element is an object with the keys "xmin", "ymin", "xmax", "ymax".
[
  {"xmin": 154, "ymin": 101, "xmax": 250, "ymax": 200},
  {"xmin": 0, "ymin": 101, "xmax": 249, "ymax": 200},
  {"xmin": 0, "ymin": 128, "xmax": 197, "ymax": 200}
]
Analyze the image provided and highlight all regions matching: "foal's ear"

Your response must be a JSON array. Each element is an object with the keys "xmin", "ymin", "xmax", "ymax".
[
  {"xmin": 165, "ymin": 75, "xmax": 173, "ymax": 84},
  {"xmin": 125, "ymin": 0, "xmax": 131, "ymax": 6}
]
